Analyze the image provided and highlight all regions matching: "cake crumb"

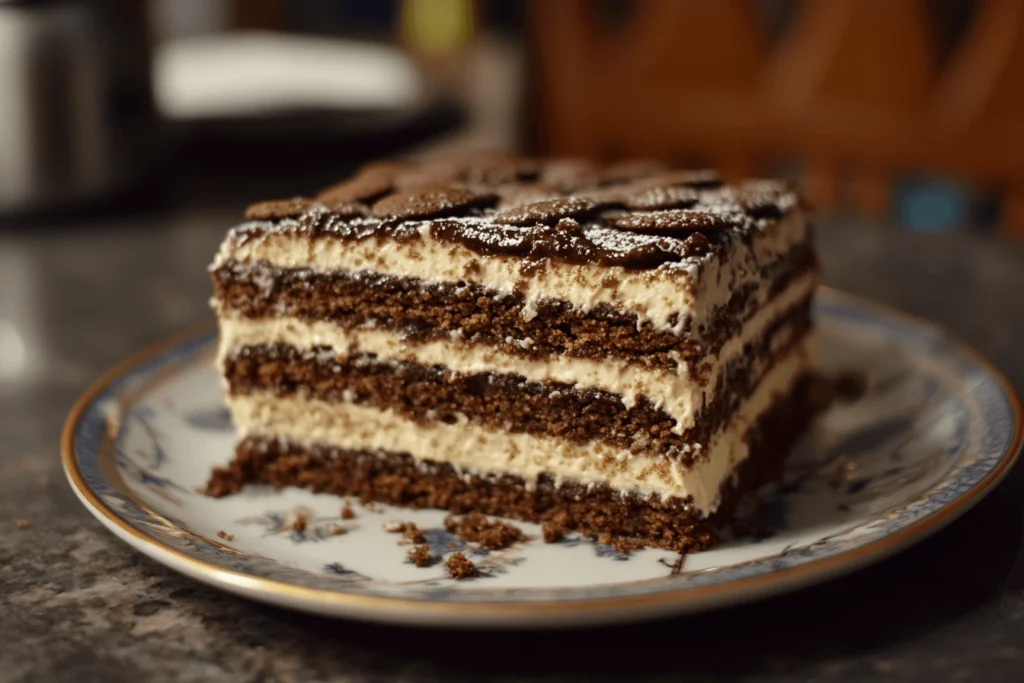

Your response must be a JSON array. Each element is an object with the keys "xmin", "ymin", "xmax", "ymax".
[
  {"xmin": 384, "ymin": 521, "xmax": 424, "ymax": 543},
  {"xmin": 292, "ymin": 515, "xmax": 308, "ymax": 533},
  {"xmin": 541, "ymin": 521, "xmax": 565, "ymax": 543},
  {"xmin": 444, "ymin": 512, "xmax": 525, "ymax": 550},
  {"xmin": 407, "ymin": 545, "xmax": 435, "ymax": 567},
  {"xmin": 340, "ymin": 501, "xmax": 356, "ymax": 520},
  {"xmin": 445, "ymin": 552, "xmax": 477, "ymax": 579},
  {"xmin": 15, "ymin": 519, "xmax": 31, "ymax": 530},
  {"xmin": 599, "ymin": 533, "xmax": 646, "ymax": 554},
  {"xmin": 328, "ymin": 524, "xmax": 348, "ymax": 536},
  {"xmin": 216, "ymin": 530, "xmax": 234, "ymax": 541}
]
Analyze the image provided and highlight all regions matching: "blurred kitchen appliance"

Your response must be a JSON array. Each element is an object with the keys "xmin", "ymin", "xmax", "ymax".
[{"xmin": 0, "ymin": 0, "xmax": 159, "ymax": 216}]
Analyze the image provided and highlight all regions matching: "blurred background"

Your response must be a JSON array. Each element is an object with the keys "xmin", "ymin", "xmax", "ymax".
[{"xmin": 2, "ymin": 0, "xmax": 1023, "ymax": 234}]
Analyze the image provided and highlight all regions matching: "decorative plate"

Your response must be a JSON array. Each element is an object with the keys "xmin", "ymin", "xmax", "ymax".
[{"xmin": 62, "ymin": 288, "xmax": 1022, "ymax": 628}]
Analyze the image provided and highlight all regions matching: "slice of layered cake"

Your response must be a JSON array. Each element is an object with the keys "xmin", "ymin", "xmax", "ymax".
[{"xmin": 206, "ymin": 154, "xmax": 818, "ymax": 552}]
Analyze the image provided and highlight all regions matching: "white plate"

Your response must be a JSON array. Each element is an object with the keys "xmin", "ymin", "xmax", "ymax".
[{"xmin": 62, "ymin": 288, "xmax": 1022, "ymax": 628}]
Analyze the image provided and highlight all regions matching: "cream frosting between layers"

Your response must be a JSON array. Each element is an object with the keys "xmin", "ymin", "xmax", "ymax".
[
  {"xmin": 213, "ymin": 210, "xmax": 809, "ymax": 333},
  {"xmin": 225, "ymin": 337, "xmax": 813, "ymax": 514},
  {"xmin": 217, "ymin": 273, "xmax": 816, "ymax": 433}
]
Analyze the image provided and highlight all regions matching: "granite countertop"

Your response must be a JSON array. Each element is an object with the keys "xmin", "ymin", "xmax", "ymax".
[{"xmin": 1, "ymin": 213, "xmax": 1023, "ymax": 683}]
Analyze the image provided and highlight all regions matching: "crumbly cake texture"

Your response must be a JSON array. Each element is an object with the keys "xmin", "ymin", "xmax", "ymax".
[
  {"xmin": 445, "ymin": 552, "xmax": 477, "ymax": 580},
  {"xmin": 444, "ymin": 513, "xmax": 526, "ymax": 550},
  {"xmin": 206, "ymin": 153, "xmax": 820, "ymax": 553}
]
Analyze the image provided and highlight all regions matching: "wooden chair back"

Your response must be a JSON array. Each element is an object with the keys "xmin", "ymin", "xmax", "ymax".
[{"xmin": 526, "ymin": 0, "xmax": 1024, "ymax": 235}]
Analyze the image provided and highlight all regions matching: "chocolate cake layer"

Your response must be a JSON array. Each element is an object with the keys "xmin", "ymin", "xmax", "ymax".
[
  {"xmin": 206, "ymin": 374, "xmax": 819, "ymax": 552},
  {"xmin": 222, "ymin": 302, "xmax": 811, "ymax": 464},
  {"xmin": 213, "ymin": 244, "xmax": 816, "ymax": 371}
]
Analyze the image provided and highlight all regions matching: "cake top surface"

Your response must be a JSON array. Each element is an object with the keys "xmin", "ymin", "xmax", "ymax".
[{"xmin": 235, "ymin": 153, "xmax": 803, "ymax": 270}]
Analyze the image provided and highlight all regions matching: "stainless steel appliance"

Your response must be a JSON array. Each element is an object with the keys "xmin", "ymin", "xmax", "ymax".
[{"xmin": 0, "ymin": 0, "xmax": 158, "ymax": 215}]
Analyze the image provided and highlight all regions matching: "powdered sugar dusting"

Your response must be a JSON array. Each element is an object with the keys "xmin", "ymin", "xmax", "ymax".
[{"xmin": 217, "ymin": 156, "xmax": 802, "ymax": 272}]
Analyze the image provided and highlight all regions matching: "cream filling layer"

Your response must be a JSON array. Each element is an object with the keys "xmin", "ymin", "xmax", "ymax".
[
  {"xmin": 218, "ymin": 273, "xmax": 815, "ymax": 433},
  {"xmin": 214, "ymin": 210, "xmax": 809, "ymax": 333},
  {"xmin": 226, "ymin": 338, "xmax": 812, "ymax": 514}
]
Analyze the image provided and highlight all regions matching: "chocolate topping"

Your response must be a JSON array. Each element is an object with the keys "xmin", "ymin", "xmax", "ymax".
[
  {"xmin": 317, "ymin": 200, "xmax": 368, "ymax": 218},
  {"xmin": 371, "ymin": 185, "xmax": 494, "ymax": 220},
  {"xmin": 358, "ymin": 160, "xmax": 412, "ymax": 178},
  {"xmin": 582, "ymin": 183, "xmax": 700, "ymax": 211},
  {"xmin": 460, "ymin": 154, "xmax": 539, "ymax": 184},
  {"xmin": 392, "ymin": 154, "xmax": 538, "ymax": 190},
  {"xmin": 701, "ymin": 181, "xmax": 794, "ymax": 219},
  {"xmin": 538, "ymin": 158, "xmax": 603, "ymax": 191},
  {"xmin": 612, "ymin": 209, "xmax": 741, "ymax": 234},
  {"xmin": 245, "ymin": 198, "xmax": 317, "ymax": 220},
  {"xmin": 600, "ymin": 159, "xmax": 668, "ymax": 183},
  {"xmin": 524, "ymin": 219, "xmax": 607, "ymax": 265},
  {"xmin": 392, "ymin": 162, "xmax": 464, "ymax": 190},
  {"xmin": 625, "ymin": 186, "xmax": 700, "ymax": 210},
  {"xmin": 317, "ymin": 172, "xmax": 394, "ymax": 204},
  {"xmin": 493, "ymin": 182, "xmax": 563, "ymax": 208},
  {"xmin": 493, "ymin": 197, "xmax": 597, "ymax": 226},
  {"xmin": 635, "ymin": 169, "xmax": 724, "ymax": 189},
  {"xmin": 235, "ymin": 154, "xmax": 802, "ymax": 270}
]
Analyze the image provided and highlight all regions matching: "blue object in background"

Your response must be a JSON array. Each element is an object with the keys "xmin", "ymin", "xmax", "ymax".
[{"xmin": 895, "ymin": 177, "xmax": 972, "ymax": 232}]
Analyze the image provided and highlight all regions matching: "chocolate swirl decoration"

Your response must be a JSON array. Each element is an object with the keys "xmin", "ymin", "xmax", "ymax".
[{"xmin": 241, "ymin": 154, "xmax": 800, "ymax": 270}]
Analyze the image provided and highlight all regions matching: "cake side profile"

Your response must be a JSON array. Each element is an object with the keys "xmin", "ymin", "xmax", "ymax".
[{"xmin": 205, "ymin": 155, "xmax": 818, "ymax": 553}]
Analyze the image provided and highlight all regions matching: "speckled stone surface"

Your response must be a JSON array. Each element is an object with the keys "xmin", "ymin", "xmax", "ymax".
[{"xmin": 1, "ymin": 213, "xmax": 1022, "ymax": 683}]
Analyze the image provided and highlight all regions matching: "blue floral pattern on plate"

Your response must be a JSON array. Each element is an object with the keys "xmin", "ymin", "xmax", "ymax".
[{"xmin": 62, "ymin": 290, "xmax": 1022, "ymax": 626}]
